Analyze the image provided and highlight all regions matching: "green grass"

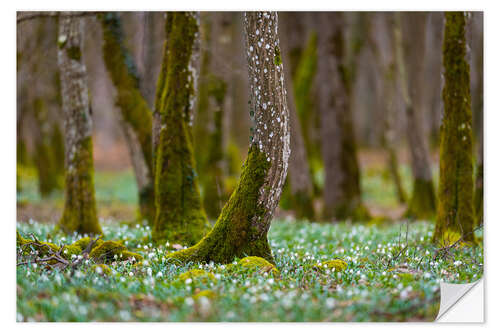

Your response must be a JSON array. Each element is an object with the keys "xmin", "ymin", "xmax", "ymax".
[
  {"xmin": 16, "ymin": 219, "xmax": 483, "ymax": 322},
  {"xmin": 17, "ymin": 168, "xmax": 139, "ymax": 205},
  {"xmin": 16, "ymin": 162, "xmax": 482, "ymax": 321}
]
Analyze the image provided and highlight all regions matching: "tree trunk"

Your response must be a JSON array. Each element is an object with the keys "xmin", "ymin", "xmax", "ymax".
[
  {"xmin": 194, "ymin": 13, "xmax": 228, "ymax": 219},
  {"xmin": 316, "ymin": 12, "xmax": 369, "ymax": 221},
  {"xmin": 369, "ymin": 14, "xmax": 407, "ymax": 204},
  {"xmin": 394, "ymin": 13, "xmax": 436, "ymax": 219},
  {"xmin": 100, "ymin": 13, "xmax": 155, "ymax": 224},
  {"xmin": 280, "ymin": 12, "xmax": 315, "ymax": 220},
  {"xmin": 434, "ymin": 12, "xmax": 476, "ymax": 243},
  {"xmin": 136, "ymin": 12, "xmax": 157, "ymax": 108},
  {"xmin": 32, "ymin": 98, "xmax": 60, "ymax": 196},
  {"xmin": 57, "ymin": 15, "xmax": 101, "ymax": 235},
  {"xmin": 167, "ymin": 11, "xmax": 290, "ymax": 264},
  {"xmin": 152, "ymin": 12, "xmax": 211, "ymax": 245}
]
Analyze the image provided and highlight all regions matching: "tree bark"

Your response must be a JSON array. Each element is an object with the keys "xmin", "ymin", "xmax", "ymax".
[
  {"xmin": 369, "ymin": 14, "xmax": 407, "ymax": 204},
  {"xmin": 280, "ymin": 12, "xmax": 315, "ymax": 219},
  {"xmin": 316, "ymin": 12, "xmax": 369, "ymax": 221},
  {"xmin": 57, "ymin": 15, "xmax": 101, "ymax": 235},
  {"xmin": 434, "ymin": 12, "xmax": 476, "ymax": 243},
  {"xmin": 194, "ymin": 13, "xmax": 228, "ymax": 219},
  {"xmin": 394, "ymin": 12, "xmax": 436, "ymax": 219},
  {"xmin": 167, "ymin": 11, "xmax": 290, "ymax": 264},
  {"xmin": 152, "ymin": 12, "xmax": 211, "ymax": 245},
  {"xmin": 100, "ymin": 13, "xmax": 155, "ymax": 224}
]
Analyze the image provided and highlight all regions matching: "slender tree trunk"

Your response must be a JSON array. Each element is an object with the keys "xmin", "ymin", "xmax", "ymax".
[
  {"xmin": 369, "ymin": 14, "xmax": 407, "ymax": 204},
  {"xmin": 280, "ymin": 13, "xmax": 315, "ymax": 219},
  {"xmin": 394, "ymin": 13, "xmax": 436, "ymax": 219},
  {"xmin": 100, "ymin": 13, "xmax": 155, "ymax": 224},
  {"xmin": 57, "ymin": 15, "xmax": 101, "ymax": 235},
  {"xmin": 152, "ymin": 12, "xmax": 211, "ymax": 245},
  {"xmin": 470, "ymin": 13, "xmax": 483, "ymax": 226},
  {"xmin": 30, "ymin": 18, "xmax": 63, "ymax": 197},
  {"xmin": 194, "ymin": 13, "xmax": 228, "ymax": 219},
  {"xmin": 434, "ymin": 12, "xmax": 476, "ymax": 243},
  {"xmin": 475, "ymin": 133, "xmax": 483, "ymax": 225},
  {"xmin": 32, "ymin": 98, "xmax": 60, "ymax": 196},
  {"xmin": 168, "ymin": 11, "xmax": 290, "ymax": 264},
  {"xmin": 316, "ymin": 12, "xmax": 369, "ymax": 221},
  {"xmin": 136, "ymin": 12, "xmax": 157, "ymax": 108}
]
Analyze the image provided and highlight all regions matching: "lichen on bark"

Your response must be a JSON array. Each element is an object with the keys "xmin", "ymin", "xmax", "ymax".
[
  {"xmin": 433, "ymin": 12, "xmax": 476, "ymax": 243},
  {"xmin": 100, "ymin": 12, "xmax": 155, "ymax": 224},
  {"xmin": 167, "ymin": 11, "xmax": 290, "ymax": 264},
  {"xmin": 152, "ymin": 12, "xmax": 211, "ymax": 245},
  {"xmin": 57, "ymin": 15, "xmax": 101, "ymax": 235}
]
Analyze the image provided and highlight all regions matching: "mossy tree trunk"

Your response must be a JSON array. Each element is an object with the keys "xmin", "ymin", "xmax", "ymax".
[
  {"xmin": 280, "ymin": 12, "xmax": 315, "ymax": 220},
  {"xmin": 474, "ymin": 134, "xmax": 483, "ymax": 225},
  {"xmin": 100, "ymin": 13, "xmax": 155, "ymax": 224},
  {"xmin": 394, "ymin": 13, "xmax": 436, "ymax": 219},
  {"xmin": 32, "ymin": 98, "xmax": 60, "ymax": 196},
  {"xmin": 152, "ymin": 12, "xmax": 211, "ymax": 245},
  {"xmin": 167, "ymin": 11, "xmax": 290, "ymax": 264},
  {"xmin": 433, "ymin": 12, "xmax": 476, "ymax": 242},
  {"xmin": 316, "ymin": 12, "xmax": 369, "ymax": 222},
  {"xmin": 57, "ymin": 15, "xmax": 101, "ymax": 235},
  {"xmin": 194, "ymin": 13, "xmax": 228, "ymax": 219}
]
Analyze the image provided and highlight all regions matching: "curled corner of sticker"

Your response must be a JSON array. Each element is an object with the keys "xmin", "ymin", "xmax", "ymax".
[{"xmin": 435, "ymin": 278, "xmax": 483, "ymax": 322}]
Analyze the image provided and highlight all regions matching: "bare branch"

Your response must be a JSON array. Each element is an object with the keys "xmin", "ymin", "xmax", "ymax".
[{"xmin": 17, "ymin": 11, "xmax": 99, "ymax": 24}]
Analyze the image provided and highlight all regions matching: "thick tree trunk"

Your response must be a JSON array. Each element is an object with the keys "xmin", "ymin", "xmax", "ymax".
[
  {"xmin": 394, "ymin": 13, "xmax": 436, "ymax": 219},
  {"xmin": 152, "ymin": 12, "xmax": 211, "ymax": 245},
  {"xmin": 57, "ymin": 15, "xmax": 101, "ymax": 235},
  {"xmin": 280, "ymin": 12, "xmax": 315, "ymax": 220},
  {"xmin": 316, "ymin": 12, "xmax": 369, "ymax": 221},
  {"xmin": 167, "ymin": 11, "xmax": 290, "ymax": 264},
  {"xmin": 434, "ymin": 12, "xmax": 476, "ymax": 243},
  {"xmin": 100, "ymin": 13, "xmax": 155, "ymax": 224}
]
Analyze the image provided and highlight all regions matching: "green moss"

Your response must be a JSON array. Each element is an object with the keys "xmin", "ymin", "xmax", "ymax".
[
  {"xmin": 91, "ymin": 264, "xmax": 112, "ymax": 275},
  {"xmin": 177, "ymin": 269, "xmax": 216, "ymax": 284},
  {"xmin": 273, "ymin": 45, "xmax": 282, "ymax": 66},
  {"xmin": 16, "ymin": 232, "xmax": 99, "ymax": 259},
  {"xmin": 152, "ymin": 12, "xmax": 211, "ymax": 245},
  {"xmin": 59, "ymin": 136, "xmax": 102, "ymax": 235},
  {"xmin": 434, "ymin": 12, "xmax": 476, "ymax": 243},
  {"xmin": 193, "ymin": 289, "xmax": 216, "ymax": 300},
  {"xmin": 166, "ymin": 144, "xmax": 274, "ymax": 264},
  {"xmin": 66, "ymin": 46, "xmax": 81, "ymax": 61},
  {"xmin": 230, "ymin": 256, "xmax": 279, "ymax": 276},
  {"xmin": 474, "ymin": 162, "xmax": 483, "ymax": 225},
  {"xmin": 89, "ymin": 240, "xmax": 143, "ymax": 263},
  {"xmin": 100, "ymin": 13, "xmax": 154, "ymax": 224},
  {"xmin": 315, "ymin": 259, "xmax": 348, "ymax": 272},
  {"xmin": 405, "ymin": 178, "xmax": 436, "ymax": 220}
]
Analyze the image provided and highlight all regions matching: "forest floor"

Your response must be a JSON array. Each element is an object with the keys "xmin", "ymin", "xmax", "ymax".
[{"xmin": 16, "ymin": 153, "xmax": 483, "ymax": 322}]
